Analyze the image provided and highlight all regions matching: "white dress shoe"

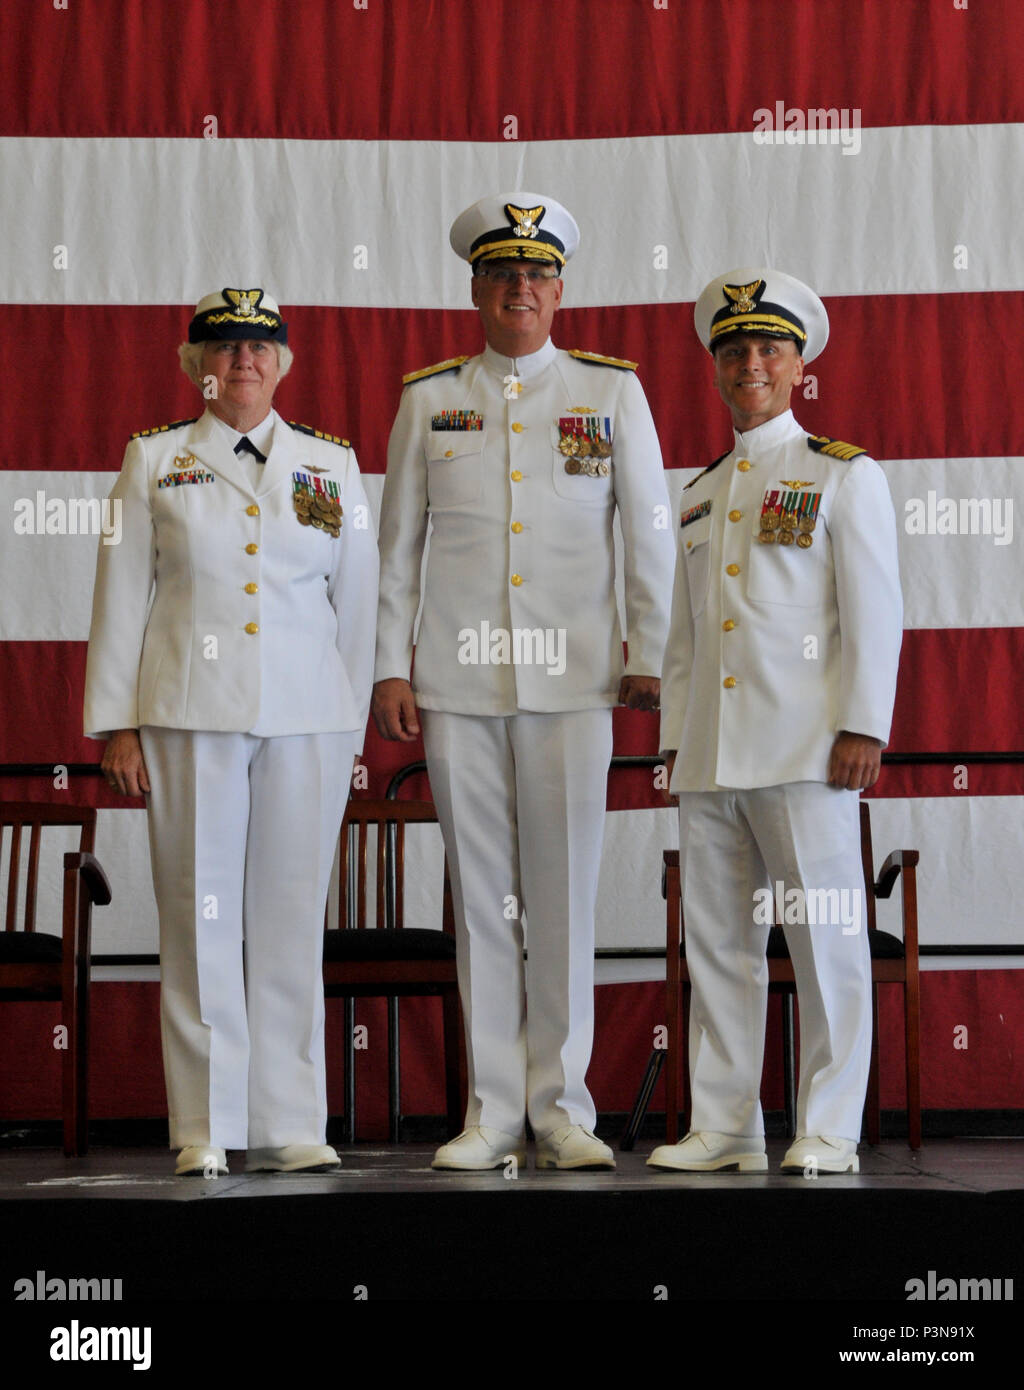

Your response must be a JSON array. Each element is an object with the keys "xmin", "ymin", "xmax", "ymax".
[
  {"xmin": 175, "ymin": 1145, "xmax": 228, "ymax": 1177},
  {"xmin": 431, "ymin": 1126, "xmax": 527, "ymax": 1170},
  {"xmin": 245, "ymin": 1144, "xmax": 341, "ymax": 1172},
  {"xmin": 535, "ymin": 1125, "xmax": 616, "ymax": 1170},
  {"xmin": 781, "ymin": 1135, "xmax": 859, "ymax": 1173},
  {"xmin": 647, "ymin": 1130, "xmax": 768, "ymax": 1172}
]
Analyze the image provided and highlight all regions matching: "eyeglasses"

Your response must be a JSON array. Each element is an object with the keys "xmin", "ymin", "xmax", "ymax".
[{"xmin": 477, "ymin": 266, "xmax": 560, "ymax": 285}]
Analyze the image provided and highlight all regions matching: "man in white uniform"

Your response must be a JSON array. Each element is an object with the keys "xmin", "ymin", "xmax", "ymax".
[
  {"xmin": 85, "ymin": 288, "xmax": 378, "ymax": 1175},
  {"xmin": 373, "ymin": 193, "xmax": 674, "ymax": 1169},
  {"xmin": 649, "ymin": 268, "xmax": 902, "ymax": 1175}
]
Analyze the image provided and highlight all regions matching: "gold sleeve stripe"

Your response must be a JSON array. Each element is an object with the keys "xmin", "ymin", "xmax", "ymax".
[
  {"xmin": 568, "ymin": 349, "xmax": 638, "ymax": 371},
  {"xmin": 807, "ymin": 434, "xmax": 867, "ymax": 461},
  {"xmin": 288, "ymin": 421, "xmax": 349, "ymax": 446},
  {"xmin": 402, "ymin": 356, "xmax": 471, "ymax": 384},
  {"xmin": 130, "ymin": 418, "xmax": 197, "ymax": 439}
]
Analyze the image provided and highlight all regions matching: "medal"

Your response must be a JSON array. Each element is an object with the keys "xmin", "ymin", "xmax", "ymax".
[
  {"xmin": 558, "ymin": 414, "xmax": 613, "ymax": 475},
  {"xmin": 293, "ymin": 472, "xmax": 342, "ymax": 537}
]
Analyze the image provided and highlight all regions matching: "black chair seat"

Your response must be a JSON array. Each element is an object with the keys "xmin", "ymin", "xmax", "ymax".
[
  {"xmin": 323, "ymin": 927, "xmax": 457, "ymax": 963},
  {"xmin": 766, "ymin": 926, "xmax": 904, "ymax": 960},
  {"xmin": 0, "ymin": 930, "xmax": 63, "ymax": 963}
]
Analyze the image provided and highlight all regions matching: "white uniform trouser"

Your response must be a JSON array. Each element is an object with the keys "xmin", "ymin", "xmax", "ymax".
[
  {"xmin": 141, "ymin": 727, "xmax": 356, "ymax": 1149},
  {"xmin": 677, "ymin": 782, "xmax": 872, "ymax": 1142},
  {"xmin": 422, "ymin": 709, "xmax": 613, "ymax": 1138}
]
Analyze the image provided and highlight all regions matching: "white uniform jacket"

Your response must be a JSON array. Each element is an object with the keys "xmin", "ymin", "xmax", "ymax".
[
  {"xmin": 374, "ymin": 340, "xmax": 674, "ymax": 713},
  {"xmin": 84, "ymin": 407, "xmax": 379, "ymax": 740},
  {"xmin": 661, "ymin": 409, "xmax": 903, "ymax": 791}
]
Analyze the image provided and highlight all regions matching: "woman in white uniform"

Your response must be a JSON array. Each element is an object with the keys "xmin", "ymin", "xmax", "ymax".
[{"xmin": 84, "ymin": 288, "xmax": 378, "ymax": 1175}]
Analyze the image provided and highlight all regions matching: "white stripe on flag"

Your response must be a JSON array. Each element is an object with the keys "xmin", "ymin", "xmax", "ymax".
[
  {"xmin": 83, "ymin": 798, "xmax": 1024, "ymax": 963},
  {"xmin": 0, "ymin": 470, "xmax": 386, "ymax": 641},
  {"xmin": 3, "ymin": 125, "xmax": 1021, "ymax": 308},
  {"xmin": 3, "ymin": 467, "xmax": 1016, "ymax": 640}
]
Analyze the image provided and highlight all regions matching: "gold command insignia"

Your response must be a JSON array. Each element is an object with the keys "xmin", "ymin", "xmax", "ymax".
[
  {"xmin": 224, "ymin": 288, "xmax": 262, "ymax": 317},
  {"xmin": 174, "ymin": 453, "xmax": 198, "ymax": 470},
  {"xmin": 723, "ymin": 279, "xmax": 763, "ymax": 316},
  {"xmin": 507, "ymin": 203, "xmax": 544, "ymax": 239}
]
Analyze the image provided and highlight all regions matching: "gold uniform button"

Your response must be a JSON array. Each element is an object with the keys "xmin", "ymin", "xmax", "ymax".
[
  {"xmin": 510, "ymin": 522, "xmax": 523, "ymax": 534},
  {"xmin": 510, "ymin": 573, "xmax": 523, "ymax": 587},
  {"xmin": 728, "ymin": 509, "xmax": 742, "ymax": 522},
  {"xmin": 686, "ymin": 540, "xmax": 693, "ymax": 550},
  {"xmin": 246, "ymin": 504, "xmax": 260, "ymax": 517},
  {"xmin": 510, "ymin": 470, "xmax": 523, "ymax": 482},
  {"xmin": 726, "ymin": 563, "xmax": 740, "ymax": 576},
  {"xmin": 723, "ymin": 677, "xmax": 737, "ymax": 689},
  {"xmin": 737, "ymin": 459, "xmax": 751, "ymax": 472},
  {"xmin": 511, "ymin": 422, "xmax": 524, "ymax": 433},
  {"xmin": 244, "ymin": 583, "xmax": 259, "ymax": 595},
  {"xmin": 245, "ymin": 543, "xmax": 259, "ymax": 555},
  {"xmin": 444, "ymin": 449, "xmax": 454, "ymax": 458},
  {"xmin": 244, "ymin": 623, "xmax": 259, "ymax": 635},
  {"xmin": 722, "ymin": 619, "xmax": 737, "ymax": 632}
]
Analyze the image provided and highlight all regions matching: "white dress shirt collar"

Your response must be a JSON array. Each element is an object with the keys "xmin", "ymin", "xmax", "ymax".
[{"xmin": 481, "ymin": 337, "xmax": 558, "ymax": 382}]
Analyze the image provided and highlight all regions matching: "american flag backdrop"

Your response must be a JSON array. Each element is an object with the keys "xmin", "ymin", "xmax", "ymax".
[{"xmin": 0, "ymin": 0, "xmax": 1021, "ymax": 1118}]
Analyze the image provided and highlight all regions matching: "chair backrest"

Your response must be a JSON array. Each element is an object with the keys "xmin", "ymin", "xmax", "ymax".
[
  {"xmin": 334, "ymin": 798, "xmax": 454, "ymax": 935},
  {"xmin": 0, "ymin": 803, "xmax": 96, "ymax": 934},
  {"xmin": 859, "ymin": 800, "xmax": 878, "ymax": 933}
]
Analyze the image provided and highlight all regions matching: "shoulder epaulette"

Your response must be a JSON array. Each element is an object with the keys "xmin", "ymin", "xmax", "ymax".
[
  {"xmin": 288, "ymin": 421, "xmax": 350, "ymax": 447},
  {"xmin": 130, "ymin": 418, "xmax": 197, "ymax": 440},
  {"xmin": 568, "ymin": 349, "xmax": 638, "ymax": 371},
  {"xmin": 402, "ymin": 356, "xmax": 470, "ymax": 385},
  {"xmin": 807, "ymin": 434, "xmax": 867, "ymax": 462},
  {"xmin": 683, "ymin": 450, "xmax": 730, "ymax": 490}
]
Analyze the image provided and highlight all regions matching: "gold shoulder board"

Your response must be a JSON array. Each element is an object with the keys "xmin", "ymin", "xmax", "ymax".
[
  {"xmin": 683, "ymin": 449, "xmax": 731, "ymax": 490},
  {"xmin": 568, "ymin": 349, "xmax": 638, "ymax": 371},
  {"xmin": 807, "ymin": 434, "xmax": 867, "ymax": 461},
  {"xmin": 402, "ymin": 356, "xmax": 471, "ymax": 385},
  {"xmin": 130, "ymin": 417, "xmax": 197, "ymax": 440},
  {"xmin": 288, "ymin": 421, "xmax": 350, "ymax": 447}
]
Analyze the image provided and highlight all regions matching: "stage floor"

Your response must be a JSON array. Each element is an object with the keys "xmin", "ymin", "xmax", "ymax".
[{"xmin": 3, "ymin": 1138, "xmax": 1021, "ymax": 1366}]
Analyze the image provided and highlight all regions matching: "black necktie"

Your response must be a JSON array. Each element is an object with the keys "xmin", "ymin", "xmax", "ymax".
[{"xmin": 234, "ymin": 436, "xmax": 267, "ymax": 464}]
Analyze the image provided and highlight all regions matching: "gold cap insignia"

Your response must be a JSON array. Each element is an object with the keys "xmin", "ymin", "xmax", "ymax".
[
  {"xmin": 507, "ymin": 204, "xmax": 544, "ymax": 240},
  {"xmin": 224, "ymin": 288, "xmax": 263, "ymax": 317},
  {"xmin": 723, "ymin": 280, "xmax": 764, "ymax": 316}
]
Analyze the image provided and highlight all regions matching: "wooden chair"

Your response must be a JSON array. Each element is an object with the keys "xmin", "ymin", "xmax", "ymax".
[
  {"xmin": 323, "ymin": 798, "xmax": 464, "ymax": 1143},
  {"xmin": 663, "ymin": 800, "xmax": 921, "ymax": 1148},
  {"xmin": 0, "ymin": 802, "xmax": 111, "ymax": 1155}
]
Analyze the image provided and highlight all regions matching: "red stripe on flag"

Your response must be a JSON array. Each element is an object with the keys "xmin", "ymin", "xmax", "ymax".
[
  {"xmin": 2, "ymin": 0, "xmax": 1022, "ymax": 139},
  {"xmin": 2, "ymin": 295, "xmax": 1019, "ymax": 475}
]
